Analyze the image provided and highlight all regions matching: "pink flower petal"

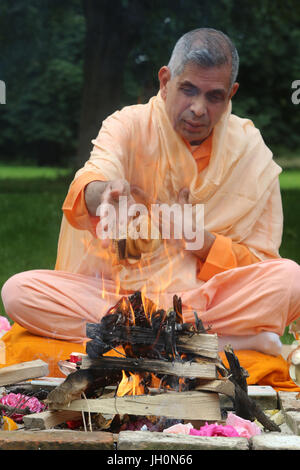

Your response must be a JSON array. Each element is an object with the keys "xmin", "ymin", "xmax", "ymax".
[
  {"xmin": 0, "ymin": 393, "xmax": 45, "ymax": 422},
  {"xmin": 226, "ymin": 412, "xmax": 261, "ymax": 438},
  {"xmin": 163, "ymin": 422, "xmax": 194, "ymax": 434},
  {"xmin": 0, "ymin": 316, "xmax": 11, "ymax": 332}
]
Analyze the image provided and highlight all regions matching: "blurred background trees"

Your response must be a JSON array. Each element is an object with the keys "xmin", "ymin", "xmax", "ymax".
[{"xmin": 0, "ymin": 0, "xmax": 300, "ymax": 169}]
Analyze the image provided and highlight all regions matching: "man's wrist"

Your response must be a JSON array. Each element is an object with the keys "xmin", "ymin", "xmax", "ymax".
[{"xmin": 189, "ymin": 230, "xmax": 216, "ymax": 261}]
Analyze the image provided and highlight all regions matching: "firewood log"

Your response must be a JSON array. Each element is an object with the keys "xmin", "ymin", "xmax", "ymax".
[{"xmin": 45, "ymin": 369, "xmax": 122, "ymax": 407}]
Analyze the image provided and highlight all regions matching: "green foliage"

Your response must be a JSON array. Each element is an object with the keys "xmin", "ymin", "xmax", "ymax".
[
  {"xmin": 0, "ymin": 0, "xmax": 300, "ymax": 165},
  {"xmin": 0, "ymin": 0, "xmax": 85, "ymax": 165}
]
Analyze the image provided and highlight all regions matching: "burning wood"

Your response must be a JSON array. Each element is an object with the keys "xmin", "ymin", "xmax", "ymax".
[
  {"xmin": 85, "ymin": 292, "xmax": 216, "ymax": 361},
  {"xmin": 83, "ymin": 291, "xmax": 223, "ymax": 396},
  {"xmin": 46, "ymin": 292, "xmax": 223, "ymax": 411},
  {"xmin": 46, "ymin": 292, "xmax": 281, "ymax": 432}
]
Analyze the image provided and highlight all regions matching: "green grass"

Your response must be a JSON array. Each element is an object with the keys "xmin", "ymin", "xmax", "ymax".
[
  {"xmin": 0, "ymin": 167, "xmax": 73, "ymax": 318},
  {"xmin": 279, "ymin": 170, "xmax": 300, "ymax": 189},
  {"xmin": 0, "ymin": 165, "xmax": 299, "ymax": 344},
  {"xmin": 0, "ymin": 165, "xmax": 71, "ymax": 180}
]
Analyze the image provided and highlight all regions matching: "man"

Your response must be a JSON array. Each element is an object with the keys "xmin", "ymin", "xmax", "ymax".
[{"xmin": 2, "ymin": 28, "xmax": 300, "ymax": 356}]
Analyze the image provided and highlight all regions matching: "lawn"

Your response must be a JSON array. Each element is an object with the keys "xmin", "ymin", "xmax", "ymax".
[
  {"xmin": 0, "ymin": 167, "xmax": 73, "ymax": 318},
  {"xmin": 0, "ymin": 165, "xmax": 299, "ymax": 343}
]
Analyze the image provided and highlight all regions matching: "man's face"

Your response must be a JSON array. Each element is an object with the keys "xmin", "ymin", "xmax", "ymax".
[{"xmin": 159, "ymin": 62, "xmax": 239, "ymax": 144}]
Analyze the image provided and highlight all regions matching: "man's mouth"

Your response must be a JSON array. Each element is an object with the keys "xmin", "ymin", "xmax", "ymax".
[{"xmin": 184, "ymin": 120, "xmax": 207, "ymax": 131}]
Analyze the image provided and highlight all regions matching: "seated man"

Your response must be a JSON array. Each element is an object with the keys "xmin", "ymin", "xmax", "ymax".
[{"xmin": 2, "ymin": 28, "xmax": 300, "ymax": 357}]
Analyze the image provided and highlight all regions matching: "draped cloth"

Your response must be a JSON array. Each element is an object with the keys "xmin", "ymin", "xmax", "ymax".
[{"xmin": 56, "ymin": 92, "xmax": 282, "ymax": 301}]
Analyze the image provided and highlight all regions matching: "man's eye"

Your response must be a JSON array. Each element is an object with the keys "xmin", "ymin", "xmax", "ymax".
[
  {"xmin": 207, "ymin": 93, "xmax": 224, "ymax": 103},
  {"xmin": 181, "ymin": 87, "xmax": 196, "ymax": 96}
]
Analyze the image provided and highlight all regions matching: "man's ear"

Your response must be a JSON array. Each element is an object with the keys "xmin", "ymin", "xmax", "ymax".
[
  {"xmin": 229, "ymin": 82, "xmax": 239, "ymax": 100},
  {"xmin": 158, "ymin": 66, "xmax": 171, "ymax": 100}
]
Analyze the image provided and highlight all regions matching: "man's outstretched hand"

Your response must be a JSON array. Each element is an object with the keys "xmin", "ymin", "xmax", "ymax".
[{"xmin": 85, "ymin": 179, "xmax": 136, "ymax": 248}]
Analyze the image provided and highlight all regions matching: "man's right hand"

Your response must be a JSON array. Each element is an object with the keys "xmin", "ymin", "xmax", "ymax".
[
  {"xmin": 85, "ymin": 179, "xmax": 134, "ymax": 215},
  {"xmin": 84, "ymin": 179, "xmax": 136, "ymax": 247}
]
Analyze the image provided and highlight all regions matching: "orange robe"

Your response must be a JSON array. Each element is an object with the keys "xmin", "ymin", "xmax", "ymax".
[
  {"xmin": 2, "ymin": 93, "xmax": 299, "ymax": 345},
  {"xmin": 62, "ymin": 132, "xmax": 260, "ymax": 283}
]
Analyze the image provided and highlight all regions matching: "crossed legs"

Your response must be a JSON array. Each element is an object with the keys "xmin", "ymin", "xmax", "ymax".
[{"xmin": 1, "ymin": 258, "xmax": 300, "ymax": 355}]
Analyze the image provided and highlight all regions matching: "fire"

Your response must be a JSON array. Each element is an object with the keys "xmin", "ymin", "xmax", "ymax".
[
  {"xmin": 117, "ymin": 371, "xmax": 145, "ymax": 396},
  {"xmin": 90, "ymin": 194, "xmax": 190, "ymax": 397},
  {"xmin": 141, "ymin": 288, "xmax": 156, "ymax": 326}
]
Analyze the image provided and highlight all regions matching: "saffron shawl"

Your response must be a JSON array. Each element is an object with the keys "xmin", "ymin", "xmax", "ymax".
[{"xmin": 55, "ymin": 92, "xmax": 283, "ymax": 295}]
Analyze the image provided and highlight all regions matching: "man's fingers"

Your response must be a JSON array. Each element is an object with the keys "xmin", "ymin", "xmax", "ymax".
[{"xmin": 101, "ymin": 180, "xmax": 131, "ymax": 203}]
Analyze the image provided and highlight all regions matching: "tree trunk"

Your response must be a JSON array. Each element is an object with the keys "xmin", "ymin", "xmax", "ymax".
[{"xmin": 75, "ymin": 0, "xmax": 147, "ymax": 169}]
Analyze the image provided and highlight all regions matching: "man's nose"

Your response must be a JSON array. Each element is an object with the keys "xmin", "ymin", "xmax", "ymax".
[{"xmin": 190, "ymin": 97, "xmax": 207, "ymax": 117}]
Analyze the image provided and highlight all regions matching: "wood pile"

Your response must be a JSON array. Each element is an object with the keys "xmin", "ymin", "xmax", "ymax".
[
  {"xmin": 0, "ymin": 293, "xmax": 282, "ymax": 432},
  {"xmin": 45, "ymin": 292, "xmax": 280, "ymax": 432},
  {"xmin": 46, "ymin": 292, "xmax": 228, "ymax": 421}
]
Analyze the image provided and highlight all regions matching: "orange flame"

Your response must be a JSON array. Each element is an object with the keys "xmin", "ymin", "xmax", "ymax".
[
  {"xmin": 117, "ymin": 371, "xmax": 145, "ymax": 396},
  {"xmin": 88, "ymin": 192, "xmax": 190, "ymax": 396}
]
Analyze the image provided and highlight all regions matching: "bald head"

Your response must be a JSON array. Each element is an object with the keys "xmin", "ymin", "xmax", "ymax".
[{"xmin": 168, "ymin": 28, "xmax": 239, "ymax": 88}]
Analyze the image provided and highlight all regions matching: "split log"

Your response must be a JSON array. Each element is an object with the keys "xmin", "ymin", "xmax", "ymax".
[
  {"xmin": 48, "ymin": 390, "xmax": 222, "ymax": 421},
  {"xmin": 0, "ymin": 360, "xmax": 49, "ymax": 386},
  {"xmin": 80, "ymin": 356, "xmax": 217, "ymax": 379},
  {"xmin": 195, "ymin": 378, "xmax": 235, "ymax": 398},
  {"xmin": 23, "ymin": 410, "xmax": 82, "ymax": 430}
]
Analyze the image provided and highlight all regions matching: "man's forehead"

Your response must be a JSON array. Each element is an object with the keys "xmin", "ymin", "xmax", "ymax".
[{"xmin": 174, "ymin": 63, "xmax": 232, "ymax": 90}]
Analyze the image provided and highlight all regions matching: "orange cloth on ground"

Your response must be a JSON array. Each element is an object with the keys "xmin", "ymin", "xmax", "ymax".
[
  {"xmin": 0, "ymin": 323, "xmax": 86, "ymax": 377},
  {"xmin": 1, "ymin": 323, "xmax": 299, "ymax": 392}
]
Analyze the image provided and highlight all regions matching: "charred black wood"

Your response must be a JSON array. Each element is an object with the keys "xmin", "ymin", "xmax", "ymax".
[
  {"xmin": 223, "ymin": 345, "xmax": 281, "ymax": 432},
  {"xmin": 234, "ymin": 383, "xmax": 281, "ymax": 432},
  {"xmin": 164, "ymin": 310, "xmax": 180, "ymax": 361},
  {"xmin": 224, "ymin": 345, "xmax": 249, "ymax": 393},
  {"xmin": 194, "ymin": 312, "xmax": 211, "ymax": 334},
  {"xmin": 86, "ymin": 322, "xmax": 204, "ymax": 360},
  {"xmin": 86, "ymin": 291, "xmax": 213, "ymax": 364},
  {"xmin": 173, "ymin": 295, "xmax": 183, "ymax": 324}
]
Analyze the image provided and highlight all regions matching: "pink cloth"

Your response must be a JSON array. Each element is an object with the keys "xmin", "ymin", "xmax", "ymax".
[
  {"xmin": 1, "ymin": 258, "xmax": 300, "ymax": 343},
  {"xmin": 226, "ymin": 412, "xmax": 261, "ymax": 438},
  {"xmin": 189, "ymin": 423, "xmax": 240, "ymax": 437}
]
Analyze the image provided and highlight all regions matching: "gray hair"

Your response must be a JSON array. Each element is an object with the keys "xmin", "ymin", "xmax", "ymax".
[{"xmin": 168, "ymin": 28, "xmax": 239, "ymax": 88}]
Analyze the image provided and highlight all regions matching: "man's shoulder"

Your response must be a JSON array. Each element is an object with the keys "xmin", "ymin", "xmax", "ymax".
[
  {"xmin": 229, "ymin": 112, "xmax": 256, "ymax": 132},
  {"xmin": 228, "ymin": 112, "xmax": 264, "ymax": 143},
  {"xmin": 100, "ymin": 97, "xmax": 157, "ymax": 144}
]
